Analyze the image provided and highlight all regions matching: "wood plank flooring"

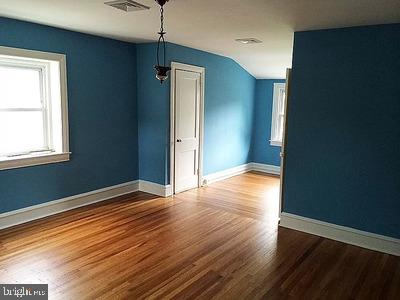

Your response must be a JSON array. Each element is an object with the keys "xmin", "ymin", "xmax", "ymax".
[{"xmin": 1, "ymin": 172, "xmax": 399, "ymax": 299}]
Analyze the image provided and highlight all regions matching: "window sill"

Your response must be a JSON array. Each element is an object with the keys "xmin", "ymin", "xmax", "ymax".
[
  {"xmin": 270, "ymin": 140, "xmax": 282, "ymax": 147},
  {"xmin": 0, "ymin": 152, "xmax": 70, "ymax": 171}
]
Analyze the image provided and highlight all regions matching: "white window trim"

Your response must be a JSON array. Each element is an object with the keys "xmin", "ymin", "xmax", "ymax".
[
  {"xmin": 0, "ymin": 152, "xmax": 70, "ymax": 171},
  {"xmin": 270, "ymin": 83, "xmax": 286, "ymax": 147},
  {"xmin": 270, "ymin": 140, "xmax": 282, "ymax": 147},
  {"xmin": 0, "ymin": 46, "xmax": 70, "ymax": 171}
]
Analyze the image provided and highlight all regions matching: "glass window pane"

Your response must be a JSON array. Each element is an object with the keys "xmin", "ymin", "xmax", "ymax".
[
  {"xmin": 0, "ymin": 65, "xmax": 42, "ymax": 109},
  {"xmin": 278, "ymin": 116, "xmax": 284, "ymax": 141},
  {"xmin": 0, "ymin": 111, "xmax": 46, "ymax": 156},
  {"xmin": 279, "ymin": 90, "xmax": 286, "ymax": 114}
]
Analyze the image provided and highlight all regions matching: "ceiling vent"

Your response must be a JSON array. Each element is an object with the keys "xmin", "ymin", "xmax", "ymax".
[
  {"xmin": 105, "ymin": 0, "xmax": 150, "ymax": 12},
  {"xmin": 235, "ymin": 38, "xmax": 263, "ymax": 44}
]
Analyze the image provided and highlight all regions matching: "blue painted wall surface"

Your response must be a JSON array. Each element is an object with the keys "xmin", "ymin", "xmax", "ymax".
[
  {"xmin": 137, "ymin": 43, "xmax": 256, "ymax": 185},
  {"xmin": 0, "ymin": 17, "xmax": 138, "ymax": 214},
  {"xmin": 283, "ymin": 24, "xmax": 400, "ymax": 238},
  {"xmin": 251, "ymin": 79, "xmax": 285, "ymax": 166}
]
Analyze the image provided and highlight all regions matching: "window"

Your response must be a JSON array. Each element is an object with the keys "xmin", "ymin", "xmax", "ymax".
[
  {"xmin": 0, "ymin": 46, "xmax": 69, "ymax": 170},
  {"xmin": 270, "ymin": 83, "xmax": 286, "ymax": 147}
]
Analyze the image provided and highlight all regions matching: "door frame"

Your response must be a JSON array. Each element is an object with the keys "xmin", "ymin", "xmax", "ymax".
[
  {"xmin": 170, "ymin": 62, "xmax": 205, "ymax": 195},
  {"xmin": 279, "ymin": 68, "xmax": 292, "ymax": 220}
]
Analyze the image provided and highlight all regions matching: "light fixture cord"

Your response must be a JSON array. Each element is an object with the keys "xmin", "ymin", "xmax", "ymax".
[{"xmin": 157, "ymin": 6, "xmax": 166, "ymax": 67}]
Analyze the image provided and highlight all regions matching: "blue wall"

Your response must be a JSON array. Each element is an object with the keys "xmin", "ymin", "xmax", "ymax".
[
  {"xmin": 251, "ymin": 79, "xmax": 285, "ymax": 166},
  {"xmin": 137, "ymin": 43, "xmax": 256, "ymax": 185},
  {"xmin": 283, "ymin": 24, "xmax": 400, "ymax": 238},
  {"xmin": 0, "ymin": 17, "xmax": 138, "ymax": 214},
  {"xmin": 0, "ymin": 17, "xmax": 274, "ymax": 214}
]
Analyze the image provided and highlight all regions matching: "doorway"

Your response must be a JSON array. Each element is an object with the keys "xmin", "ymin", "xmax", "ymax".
[{"xmin": 170, "ymin": 62, "xmax": 205, "ymax": 194}]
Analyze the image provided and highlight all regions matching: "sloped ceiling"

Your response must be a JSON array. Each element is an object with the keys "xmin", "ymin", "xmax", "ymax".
[{"xmin": 0, "ymin": 0, "xmax": 399, "ymax": 78}]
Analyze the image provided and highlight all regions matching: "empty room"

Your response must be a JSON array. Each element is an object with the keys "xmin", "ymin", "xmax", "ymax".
[{"xmin": 0, "ymin": 0, "xmax": 399, "ymax": 299}]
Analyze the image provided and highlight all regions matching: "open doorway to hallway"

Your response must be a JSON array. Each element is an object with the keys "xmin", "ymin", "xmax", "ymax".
[{"xmin": 252, "ymin": 69, "xmax": 292, "ymax": 221}]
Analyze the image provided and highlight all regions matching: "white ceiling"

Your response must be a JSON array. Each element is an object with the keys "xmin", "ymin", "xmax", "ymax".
[{"xmin": 0, "ymin": 0, "xmax": 399, "ymax": 78}]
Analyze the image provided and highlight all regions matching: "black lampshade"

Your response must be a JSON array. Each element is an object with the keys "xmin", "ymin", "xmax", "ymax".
[
  {"xmin": 154, "ymin": 0, "xmax": 170, "ymax": 84},
  {"xmin": 155, "ymin": 0, "xmax": 169, "ymax": 6},
  {"xmin": 154, "ymin": 65, "xmax": 171, "ymax": 83}
]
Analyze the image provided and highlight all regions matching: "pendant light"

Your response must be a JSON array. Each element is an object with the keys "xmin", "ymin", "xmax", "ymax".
[{"xmin": 154, "ymin": 0, "xmax": 170, "ymax": 83}]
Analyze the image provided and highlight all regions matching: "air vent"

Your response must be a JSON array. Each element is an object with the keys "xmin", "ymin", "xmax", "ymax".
[
  {"xmin": 235, "ymin": 38, "xmax": 263, "ymax": 44},
  {"xmin": 105, "ymin": 0, "xmax": 150, "ymax": 12}
]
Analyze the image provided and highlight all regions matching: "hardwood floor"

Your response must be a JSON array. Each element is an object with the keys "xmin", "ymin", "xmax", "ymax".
[{"xmin": 1, "ymin": 172, "xmax": 399, "ymax": 299}]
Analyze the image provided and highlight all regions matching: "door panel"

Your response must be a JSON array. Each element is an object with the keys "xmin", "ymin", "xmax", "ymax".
[
  {"xmin": 279, "ymin": 68, "xmax": 292, "ymax": 217},
  {"xmin": 175, "ymin": 69, "xmax": 201, "ymax": 193},
  {"xmin": 177, "ymin": 80, "xmax": 198, "ymax": 139}
]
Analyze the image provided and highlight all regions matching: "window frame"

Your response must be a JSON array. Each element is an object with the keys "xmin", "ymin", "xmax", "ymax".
[
  {"xmin": 0, "ymin": 46, "xmax": 70, "ymax": 170},
  {"xmin": 270, "ymin": 82, "xmax": 286, "ymax": 147}
]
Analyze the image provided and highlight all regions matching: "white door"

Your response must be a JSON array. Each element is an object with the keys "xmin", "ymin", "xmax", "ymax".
[
  {"xmin": 279, "ymin": 68, "xmax": 292, "ymax": 217},
  {"xmin": 174, "ymin": 69, "xmax": 201, "ymax": 193}
]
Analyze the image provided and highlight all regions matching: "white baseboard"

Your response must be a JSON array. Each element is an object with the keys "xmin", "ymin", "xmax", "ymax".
[
  {"xmin": 0, "ymin": 181, "xmax": 139, "ymax": 230},
  {"xmin": 203, "ymin": 164, "xmax": 250, "ymax": 185},
  {"xmin": 0, "ymin": 163, "xmax": 276, "ymax": 230},
  {"xmin": 0, "ymin": 179, "xmax": 175, "ymax": 230},
  {"xmin": 280, "ymin": 212, "xmax": 400, "ymax": 256},
  {"xmin": 249, "ymin": 162, "xmax": 280, "ymax": 175},
  {"xmin": 139, "ymin": 180, "xmax": 172, "ymax": 197},
  {"xmin": 203, "ymin": 162, "xmax": 280, "ymax": 185}
]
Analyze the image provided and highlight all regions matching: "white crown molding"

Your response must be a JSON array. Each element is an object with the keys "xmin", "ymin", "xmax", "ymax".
[{"xmin": 280, "ymin": 212, "xmax": 400, "ymax": 256}]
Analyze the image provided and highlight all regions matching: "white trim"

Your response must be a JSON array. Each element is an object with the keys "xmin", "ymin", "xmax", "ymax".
[
  {"xmin": 203, "ymin": 164, "xmax": 250, "ymax": 185},
  {"xmin": 203, "ymin": 163, "xmax": 281, "ymax": 185},
  {"xmin": 0, "ymin": 46, "xmax": 66, "ymax": 62},
  {"xmin": 0, "ymin": 163, "xmax": 278, "ymax": 229},
  {"xmin": 0, "ymin": 152, "xmax": 70, "ymax": 171},
  {"xmin": 170, "ymin": 62, "xmax": 205, "ymax": 194},
  {"xmin": 270, "ymin": 82, "xmax": 286, "ymax": 146},
  {"xmin": 59, "ymin": 53, "xmax": 69, "ymax": 154},
  {"xmin": 279, "ymin": 69, "xmax": 291, "ymax": 221},
  {"xmin": 0, "ymin": 179, "xmax": 177, "ymax": 230},
  {"xmin": 171, "ymin": 62, "xmax": 206, "ymax": 74},
  {"xmin": 269, "ymin": 140, "xmax": 282, "ymax": 147},
  {"xmin": 249, "ymin": 163, "xmax": 280, "ymax": 176},
  {"xmin": 0, "ymin": 180, "xmax": 139, "ymax": 230},
  {"xmin": 0, "ymin": 45, "xmax": 70, "ymax": 170},
  {"xmin": 139, "ymin": 180, "xmax": 172, "ymax": 197},
  {"xmin": 0, "ymin": 162, "xmax": 278, "ymax": 229},
  {"xmin": 280, "ymin": 212, "xmax": 400, "ymax": 256}
]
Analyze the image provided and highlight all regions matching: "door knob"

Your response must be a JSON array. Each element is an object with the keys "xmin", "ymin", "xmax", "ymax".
[{"xmin": 177, "ymin": 139, "xmax": 182, "ymax": 142}]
